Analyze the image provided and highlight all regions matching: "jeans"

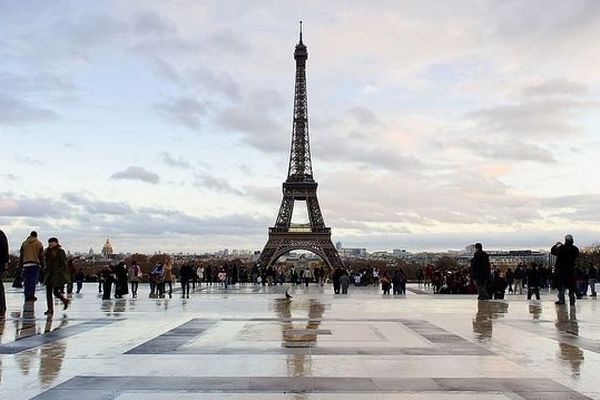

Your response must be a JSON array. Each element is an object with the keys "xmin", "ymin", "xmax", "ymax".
[
  {"xmin": 22, "ymin": 264, "xmax": 40, "ymax": 300},
  {"xmin": 130, "ymin": 281, "xmax": 139, "ymax": 297},
  {"xmin": 558, "ymin": 285, "xmax": 576, "ymax": 304},
  {"xmin": 76, "ymin": 281, "xmax": 83, "ymax": 293},
  {"xmin": 514, "ymin": 279, "xmax": 523, "ymax": 294},
  {"xmin": 181, "ymin": 280, "xmax": 190, "ymax": 297}
]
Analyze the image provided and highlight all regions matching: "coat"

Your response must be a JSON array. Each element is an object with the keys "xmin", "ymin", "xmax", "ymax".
[
  {"xmin": 44, "ymin": 246, "xmax": 69, "ymax": 287},
  {"xmin": 0, "ymin": 230, "xmax": 8, "ymax": 273},
  {"xmin": 471, "ymin": 250, "xmax": 490, "ymax": 281},
  {"xmin": 551, "ymin": 242, "xmax": 579, "ymax": 286}
]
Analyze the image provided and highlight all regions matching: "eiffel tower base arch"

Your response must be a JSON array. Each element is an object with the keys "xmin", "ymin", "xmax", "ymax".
[{"xmin": 258, "ymin": 232, "xmax": 344, "ymax": 270}]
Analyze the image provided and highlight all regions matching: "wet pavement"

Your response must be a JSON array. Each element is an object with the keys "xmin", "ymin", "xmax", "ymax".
[{"xmin": 1, "ymin": 283, "xmax": 600, "ymax": 399}]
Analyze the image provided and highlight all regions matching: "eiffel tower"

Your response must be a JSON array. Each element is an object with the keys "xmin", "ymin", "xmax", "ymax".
[{"xmin": 258, "ymin": 23, "xmax": 343, "ymax": 270}]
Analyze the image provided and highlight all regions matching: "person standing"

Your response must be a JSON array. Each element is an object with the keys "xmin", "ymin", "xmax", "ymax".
[
  {"xmin": 179, "ymin": 263, "xmax": 193, "ymax": 298},
  {"xmin": 0, "ymin": 229, "xmax": 9, "ymax": 319},
  {"xmin": 43, "ymin": 237, "xmax": 70, "ymax": 315},
  {"xmin": 114, "ymin": 262, "xmax": 128, "ymax": 299},
  {"xmin": 66, "ymin": 258, "xmax": 76, "ymax": 294},
  {"xmin": 514, "ymin": 263, "xmax": 525, "ymax": 295},
  {"xmin": 128, "ymin": 260, "xmax": 141, "ymax": 298},
  {"xmin": 471, "ymin": 243, "xmax": 491, "ymax": 300},
  {"xmin": 164, "ymin": 261, "xmax": 174, "ymax": 298},
  {"xmin": 381, "ymin": 272, "xmax": 391, "ymax": 295},
  {"xmin": 527, "ymin": 263, "xmax": 541, "ymax": 300},
  {"xmin": 332, "ymin": 267, "xmax": 342, "ymax": 294},
  {"xmin": 588, "ymin": 264, "xmax": 598, "ymax": 298},
  {"xmin": 552, "ymin": 234, "xmax": 579, "ymax": 306},
  {"xmin": 340, "ymin": 270, "xmax": 351, "ymax": 294},
  {"xmin": 19, "ymin": 231, "xmax": 45, "ymax": 302},
  {"xmin": 505, "ymin": 268, "xmax": 514, "ymax": 294}
]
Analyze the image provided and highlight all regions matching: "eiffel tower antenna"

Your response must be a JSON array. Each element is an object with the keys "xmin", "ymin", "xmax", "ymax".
[{"xmin": 258, "ymin": 25, "xmax": 343, "ymax": 270}]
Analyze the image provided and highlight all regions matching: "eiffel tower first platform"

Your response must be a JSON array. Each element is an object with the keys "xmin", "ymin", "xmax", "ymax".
[{"xmin": 258, "ymin": 24, "xmax": 344, "ymax": 270}]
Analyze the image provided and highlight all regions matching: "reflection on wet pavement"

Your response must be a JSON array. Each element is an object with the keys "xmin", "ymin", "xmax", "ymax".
[{"xmin": 1, "ymin": 283, "xmax": 600, "ymax": 399}]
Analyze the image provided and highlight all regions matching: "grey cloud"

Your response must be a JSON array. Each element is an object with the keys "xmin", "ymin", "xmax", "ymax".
[
  {"xmin": 63, "ymin": 193, "xmax": 133, "ymax": 215},
  {"xmin": 468, "ymin": 99, "xmax": 583, "ymax": 138},
  {"xmin": 540, "ymin": 194, "xmax": 600, "ymax": 223},
  {"xmin": 522, "ymin": 79, "xmax": 588, "ymax": 97},
  {"xmin": 159, "ymin": 151, "xmax": 191, "ymax": 169},
  {"xmin": 0, "ymin": 93, "xmax": 57, "ymax": 125},
  {"xmin": 156, "ymin": 96, "xmax": 208, "ymax": 129},
  {"xmin": 15, "ymin": 155, "xmax": 44, "ymax": 165},
  {"xmin": 194, "ymin": 174, "xmax": 244, "ymax": 195},
  {"xmin": 0, "ymin": 193, "xmax": 72, "ymax": 218},
  {"xmin": 189, "ymin": 67, "xmax": 241, "ymax": 100},
  {"xmin": 347, "ymin": 106, "xmax": 383, "ymax": 126},
  {"xmin": 454, "ymin": 139, "xmax": 556, "ymax": 163},
  {"xmin": 110, "ymin": 166, "xmax": 159, "ymax": 184}
]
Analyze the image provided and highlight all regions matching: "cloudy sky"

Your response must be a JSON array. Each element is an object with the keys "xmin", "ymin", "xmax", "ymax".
[{"xmin": 1, "ymin": 1, "xmax": 599, "ymax": 253}]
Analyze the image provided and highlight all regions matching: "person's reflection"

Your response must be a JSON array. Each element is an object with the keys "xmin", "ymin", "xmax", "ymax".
[
  {"xmin": 15, "ymin": 302, "xmax": 38, "ymax": 375},
  {"xmin": 274, "ymin": 297, "xmax": 325, "ymax": 378},
  {"xmin": 0, "ymin": 318, "xmax": 5, "ymax": 386},
  {"xmin": 113, "ymin": 299, "xmax": 126, "ymax": 316},
  {"xmin": 472, "ymin": 300, "xmax": 509, "ymax": 342},
  {"xmin": 529, "ymin": 303, "xmax": 542, "ymax": 320},
  {"xmin": 101, "ymin": 299, "xmax": 113, "ymax": 316},
  {"xmin": 39, "ymin": 315, "xmax": 68, "ymax": 387},
  {"xmin": 555, "ymin": 305, "xmax": 583, "ymax": 377}
]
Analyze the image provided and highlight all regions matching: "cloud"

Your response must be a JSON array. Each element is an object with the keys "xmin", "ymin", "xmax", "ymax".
[
  {"xmin": 159, "ymin": 151, "xmax": 191, "ymax": 169},
  {"xmin": 468, "ymin": 98, "xmax": 585, "ymax": 139},
  {"xmin": 522, "ymin": 79, "xmax": 589, "ymax": 98},
  {"xmin": 110, "ymin": 166, "xmax": 160, "ymax": 184},
  {"xmin": 194, "ymin": 174, "xmax": 244, "ymax": 195},
  {"xmin": 155, "ymin": 96, "xmax": 209, "ymax": 129},
  {"xmin": 0, "ymin": 93, "xmax": 57, "ymax": 125},
  {"xmin": 63, "ymin": 193, "xmax": 133, "ymax": 215},
  {"xmin": 0, "ymin": 193, "xmax": 72, "ymax": 218}
]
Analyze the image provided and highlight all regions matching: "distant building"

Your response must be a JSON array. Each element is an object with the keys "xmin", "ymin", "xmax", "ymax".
[
  {"xmin": 101, "ymin": 238, "xmax": 114, "ymax": 259},
  {"xmin": 335, "ymin": 241, "xmax": 343, "ymax": 250},
  {"xmin": 341, "ymin": 248, "xmax": 367, "ymax": 258}
]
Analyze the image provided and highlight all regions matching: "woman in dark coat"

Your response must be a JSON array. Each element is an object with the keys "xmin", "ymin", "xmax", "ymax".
[{"xmin": 43, "ymin": 237, "xmax": 70, "ymax": 315}]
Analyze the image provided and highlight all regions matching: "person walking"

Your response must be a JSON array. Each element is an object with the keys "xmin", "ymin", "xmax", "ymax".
[
  {"xmin": 392, "ymin": 268, "xmax": 406, "ymax": 295},
  {"xmin": 552, "ymin": 234, "xmax": 579, "ymax": 306},
  {"xmin": 43, "ymin": 237, "xmax": 70, "ymax": 315},
  {"xmin": 340, "ymin": 270, "xmax": 351, "ymax": 294},
  {"xmin": 527, "ymin": 263, "xmax": 541, "ymax": 300},
  {"xmin": 471, "ymin": 243, "xmax": 491, "ymax": 300},
  {"xmin": 302, "ymin": 267, "xmax": 313, "ymax": 287},
  {"xmin": 20, "ymin": 231, "xmax": 45, "ymax": 302},
  {"xmin": 74, "ymin": 268, "xmax": 85, "ymax": 294},
  {"xmin": 0, "ymin": 229, "xmax": 8, "ymax": 319},
  {"xmin": 128, "ymin": 260, "xmax": 141, "ymax": 298},
  {"xmin": 179, "ymin": 263, "xmax": 193, "ymax": 298},
  {"xmin": 150, "ymin": 262, "xmax": 165, "ymax": 298}
]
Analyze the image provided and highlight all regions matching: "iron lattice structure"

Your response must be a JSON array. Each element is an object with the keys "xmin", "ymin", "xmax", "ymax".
[{"xmin": 258, "ymin": 26, "xmax": 344, "ymax": 270}]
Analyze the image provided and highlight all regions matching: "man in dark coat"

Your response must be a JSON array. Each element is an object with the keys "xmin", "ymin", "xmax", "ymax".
[
  {"xmin": 551, "ymin": 234, "xmax": 579, "ymax": 306},
  {"xmin": 0, "ymin": 229, "xmax": 8, "ymax": 319},
  {"xmin": 471, "ymin": 243, "xmax": 490, "ymax": 300}
]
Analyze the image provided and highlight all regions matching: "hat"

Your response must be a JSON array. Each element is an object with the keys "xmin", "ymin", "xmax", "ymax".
[{"xmin": 565, "ymin": 234, "xmax": 574, "ymax": 242}]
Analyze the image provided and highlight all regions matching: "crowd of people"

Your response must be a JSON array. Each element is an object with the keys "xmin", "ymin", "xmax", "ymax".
[
  {"xmin": 471, "ymin": 234, "xmax": 591, "ymax": 306},
  {"xmin": 0, "ymin": 229, "xmax": 597, "ymax": 321}
]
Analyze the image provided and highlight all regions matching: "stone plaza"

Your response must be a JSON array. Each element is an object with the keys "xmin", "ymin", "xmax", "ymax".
[{"xmin": 1, "ymin": 283, "xmax": 599, "ymax": 399}]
